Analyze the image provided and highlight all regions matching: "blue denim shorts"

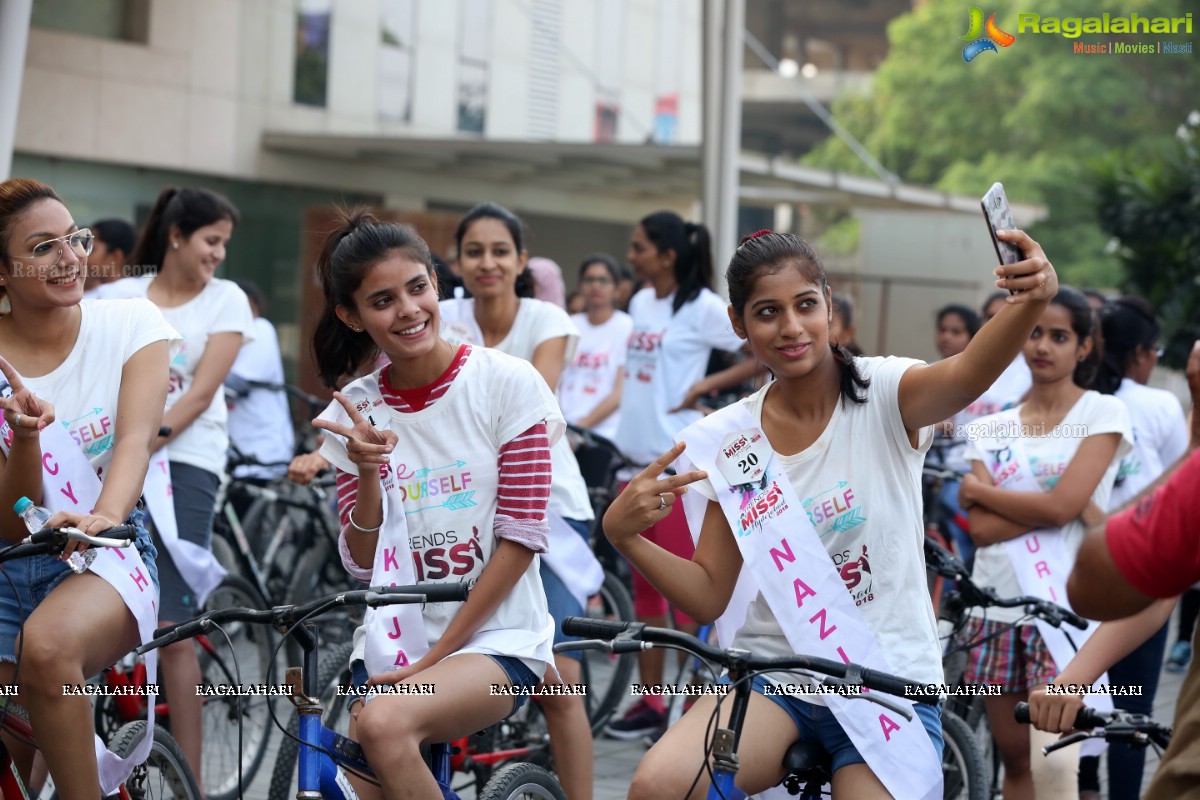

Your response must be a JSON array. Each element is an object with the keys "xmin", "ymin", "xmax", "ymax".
[
  {"xmin": 350, "ymin": 653, "xmax": 540, "ymax": 717},
  {"xmin": 0, "ymin": 507, "xmax": 159, "ymax": 661},
  {"xmin": 724, "ymin": 675, "xmax": 944, "ymax": 774}
]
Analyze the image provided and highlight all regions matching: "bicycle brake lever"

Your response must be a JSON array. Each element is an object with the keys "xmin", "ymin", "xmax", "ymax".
[
  {"xmin": 1041, "ymin": 731, "xmax": 1091, "ymax": 755},
  {"xmin": 824, "ymin": 680, "xmax": 915, "ymax": 722}
]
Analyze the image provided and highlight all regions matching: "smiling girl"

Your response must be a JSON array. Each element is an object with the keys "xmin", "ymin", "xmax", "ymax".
[
  {"xmin": 102, "ymin": 186, "xmax": 253, "ymax": 784},
  {"xmin": 310, "ymin": 209, "xmax": 557, "ymax": 800},
  {"xmin": 604, "ymin": 229, "xmax": 1060, "ymax": 799},
  {"xmin": 959, "ymin": 287, "xmax": 1132, "ymax": 800}
]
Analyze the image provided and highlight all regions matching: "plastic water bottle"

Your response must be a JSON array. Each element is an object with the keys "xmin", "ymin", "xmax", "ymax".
[{"xmin": 13, "ymin": 496, "xmax": 94, "ymax": 573}]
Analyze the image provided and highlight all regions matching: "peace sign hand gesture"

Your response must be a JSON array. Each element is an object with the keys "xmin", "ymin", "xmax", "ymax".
[
  {"xmin": 0, "ymin": 355, "xmax": 55, "ymax": 441},
  {"xmin": 602, "ymin": 441, "xmax": 707, "ymax": 547},
  {"xmin": 312, "ymin": 391, "xmax": 398, "ymax": 478}
]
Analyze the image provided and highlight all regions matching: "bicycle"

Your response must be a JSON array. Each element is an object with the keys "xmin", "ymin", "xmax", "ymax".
[
  {"xmin": 1013, "ymin": 702, "xmax": 1172, "ymax": 757},
  {"xmin": 0, "ymin": 525, "xmax": 201, "ymax": 800},
  {"xmin": 924, "ymin": 536, "xmax": 1090, "ymax": 798},
  {"xmin": 558, "ymin": 617, "xmax": 986, "ymax": 800},
  {"xmin": 138, "ymin": 583, "xmax": 568, "ymax": 800}
]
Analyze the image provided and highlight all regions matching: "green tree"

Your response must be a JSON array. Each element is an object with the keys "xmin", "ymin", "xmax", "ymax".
[
  {"xmin": 1094, "ymin": 117, "xmax": 1200, "ymax": 369},
  {"xmin": 803, "ymin": 0, "xmax": 1200, "ymax": 287}
]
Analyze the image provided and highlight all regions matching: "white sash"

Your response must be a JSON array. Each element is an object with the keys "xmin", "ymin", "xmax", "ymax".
[
  {"xmin": 980, "ymin": 436, "xmax": 1112, "ymax": 753},
  {"xmin": 0, "ymin": 377, "xmax": 158, "ymax": 794},
  {"xmin": 543, "ymin": 512, "xmax": 604, "ymax": 612},
  {"xmin": 143, "ymin": 450, "xmax": 226, "ymax": 606},
  {"xmin": 676, "ymin": 406, "xmax": 942, "ymax": 800}
]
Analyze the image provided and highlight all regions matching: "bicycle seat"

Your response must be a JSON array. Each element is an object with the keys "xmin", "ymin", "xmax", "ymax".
[{"xmin": 780, "ymin": 740, "xmax": 832, "ymax": 796}]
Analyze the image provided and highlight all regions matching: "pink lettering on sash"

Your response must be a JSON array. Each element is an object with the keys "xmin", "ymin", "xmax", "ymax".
[
  {"xmin": 793, "ymin": 577, "xmax": 817, "ymax": 607},
  {"xmin": 835, "ymin": 646, "xmax": 851, "ymax": 665},
  {"xmin": 880, "ymin": 715, "xmax": 901, "ymax": 741},
  {"xmin": 382, "ymin": 547, "xmax": 400, "ymax": 572},
  {"xmin": 1035, "ymin": 561, "xmax": 1051, "ymax": 579},
  {"xmin": 770, "ymin": 537, "xmax": 796, "ymax": 570},
  {"xmin": 42, "ymin": 452, "xmax": 59, "ymax": 475},
  {"xmin": 394, "ymin": 651, "xmax": 409, "ymax": 667},
  {"xmin": 59, "ymin": 481, "xmax": 78, "ymax": 505},
  {"xmin": 130, "ymin": 568, "xmax": 148, "ymax": 592},
  {"xmin": 113, "ymin": 547, "xmax": 126, "ymax": 561},
  {"xmin": 387, "ymin": 617, "xmax": 402, "ymax": 640},
  {"xmin": 810, "ymin": 608, "xmax": 837, "ymax": 640},
  {"xmin": 1025, "ymin": 535, "xmax": 1041, "ymax": 553}
]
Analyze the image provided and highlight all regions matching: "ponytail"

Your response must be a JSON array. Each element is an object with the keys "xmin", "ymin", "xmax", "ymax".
[
  {"xmin": 312, "ymin": 206, "xmax": 434, "ymax": 388},
  {"xmin": 130, "ymin": 186, "xmax": 240, "ymax": 276},
  {"xmin": 639, "ymin": 211, "xmax": 714, "ymax": 315}
]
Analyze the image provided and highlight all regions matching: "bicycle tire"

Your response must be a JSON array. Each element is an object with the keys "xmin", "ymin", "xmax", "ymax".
[
  {"xmin": 579, "ymin": 570, "xmax": 636, "ymax": 733},
  {"xmin": 107, "ymin": 721, "xmax": 202, "ymax": 800},
  {"xmin": 478, "ymin": 762, "xmax": 568, "ymax": 800},
  {"xmin": 198, "ymin": 575, "xmax": 276, "ymax": 800},
  {"xmin": 283, "ymin": 533, "xmax": 360, "ymax": 664},
  {"xmin": 940, "ymin": 709, "xmax": 988, "ymax": 800},
  {"xmin": 267, "ymin": 640, "xmax": 355, "ymax": 800}
]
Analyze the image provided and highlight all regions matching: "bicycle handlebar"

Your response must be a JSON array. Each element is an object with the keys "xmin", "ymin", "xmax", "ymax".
[
  {"xmin": 559, "ymin": 617, "xmax": 939, "ymax": 705},
  {"xmin": 0, "ymin": 525, "xmax": 138, "ymax": 563},
  {"xmin": 1014, "ymin": 700, "xmax": 1108, "ymax": 730},
  {"xmin": 1014, "ymin": 701, "xmax": 1173, "ymax": 753},
  {"xmin": 136, "ymin": 583, "xmax": 470, "ymax": 656}
]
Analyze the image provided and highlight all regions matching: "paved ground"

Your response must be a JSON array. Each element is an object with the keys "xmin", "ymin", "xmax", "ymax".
[{"xmin": 242, "ymin": 613, "xmax": 1187, "ymax": 800}]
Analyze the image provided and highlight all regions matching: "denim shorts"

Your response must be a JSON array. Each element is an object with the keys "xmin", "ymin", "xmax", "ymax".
[
  {"xmin": 350, "ymin": 653, "xmax": 540, "ymax": 717},
  {"xmin": 0, "ymin": 507, "xmax": 159, "ymax": 661},
  {"xmin": 539, "ymin": 517, "xmax": 590, "ymax": 662},
  {"xmin": 724, "ymin": 675, "xmax": 944, "ymax": 774}
]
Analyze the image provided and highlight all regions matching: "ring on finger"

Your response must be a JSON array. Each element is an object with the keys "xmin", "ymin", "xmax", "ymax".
[
  {"xmin": 657, "ymin": 493, "xmax": 667, "ymax": 511},
  {"xmin": 13, "ymin": 412, "xmax": 21, "ymax": 428}
]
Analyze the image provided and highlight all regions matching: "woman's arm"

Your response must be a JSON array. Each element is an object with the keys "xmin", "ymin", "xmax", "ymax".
[
  {"xmin": 530, "ymin": 336, "xmax": 569, "ymax": 393},
  {"xmin": 898, "ymin": 231, "xmax": 1056, "ymax": 432},
  {"xmin": 91, "ymin": 342, "xmax": 170, "ymax": 525},
  {"xmin": 158, "ymin": 331, "xmax": 243, "ymax": 448},
  {"xmin": 575, "ymin": 368, "xmax": 625, "ymax": 431},
  {"xmin": 1027, "ymin": 598, "xmax": 1176, "ymax": 732},
  {"xmin": 671, "ymin": 353, "xmax": 764, "ymax": 413},
  {"xmin": 961, "ymin": 433, "xmax": 1121, "ymax": 529},
  {"xmin": 0, "ymin": 356, "xmax": 56, "ymax": 542}
]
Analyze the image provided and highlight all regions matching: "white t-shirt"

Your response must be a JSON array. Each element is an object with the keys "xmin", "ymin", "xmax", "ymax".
[
  {"xmin": 965, "ymin": 391, "xmax": 1133, "ymax": 623},
  {"xmin": 103, "ymin": 276, "xmax": 255, "ymax": 475},
  {"xmin": 227, "ymin": 317, "xmax": 296, "ymax": 480},
  {"xmin": 616, "ymin": 287, "xmax": 744, "ymax": 465},
  {"xmin": 1110, "ymin": 378, "xmax": 1188, "ymax": 510},
  {"xmin": 557, "ymin": 311, "xmax": 633, "ymax": 440},
  {"xmin": 691, "ymin": 356, "xmax": 943, "ymax": 691},
  {"xmin": 439, "ymin": 297, "xmax": 593, "ymax": 521},
  {"xmin": 942, "ymin": 355, "xmax": 1033, "ymax": 473},
  {"xmin": 18, "ymin": 299, "xmax": 179, "ymax": 481},
  {"xmin": 318, "ymin": 348, "xmax": 557, "ymax": 675}
]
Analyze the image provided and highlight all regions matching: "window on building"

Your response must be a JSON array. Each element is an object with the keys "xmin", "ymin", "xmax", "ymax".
[
  {"xmin": 457, "ymin": 0, "xmax": 490, "ymax": 134},
  {"xmin": 31, "ymin": 0, "xmax": 149, "ymax": 43},
  {"xmin": 594, "ymin": 101, "xmax": 619, "ymax": 143},
  {"xmin": 593, "ymin": 2, "xmax": 624, "ymax": 142},
  {"xmin": 294, "ymin": 0, "xmax": 331, "ymax": 108},
  {"xmin": 653, "ymin": 0, "xmax": 682, "ymax": 144},
  {"xmin": 378, "ymin": 0, "xmax": 416, "ymax": 121}
]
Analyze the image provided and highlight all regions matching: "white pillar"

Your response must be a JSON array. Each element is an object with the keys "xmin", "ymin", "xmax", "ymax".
[
  {"xmin": 0, "ymin": 0, "xmax": 32, "ymax": 180},
  {"xmin": 713, "ymin": 0, "xmax": 744, "ymax": 296},
  {"xmin": 701, "ymin": 0, "xmax": 723, "ymax": 239}
]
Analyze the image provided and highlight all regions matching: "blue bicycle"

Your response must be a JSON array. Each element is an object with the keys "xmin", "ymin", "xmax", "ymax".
[
  {"xmin": 559, "ymin": 617, "xmax": 966, "ymax": 800},
  {"xmin": 137, "ymin": 585, "xmax": 568, "ymax": 800}
]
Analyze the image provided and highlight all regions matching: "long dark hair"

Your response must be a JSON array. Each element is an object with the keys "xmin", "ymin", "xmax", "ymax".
[
  {"xmin": 1094, "ymin": 296, "xmax": 1159, "ymax": 394},
  {"xmin": 130, "ymin": 187, "xmax": 239, "ymax": 275},
  {"xmin": 639, "ymin": 211, "xmax": 714, "ymax": 315},
  {"xmin": 1047, "ymin": 286, "xmax": 1103, "ymax": 389},
  {"xmin": 454, "ymin": 202, "xmax": 535, "ymax": 298},
  {"xmin": 313, "ymin": 207, "xmax": 434, "ymax": 388},
  {"xmin": 727, "ymin": 232, "xmax": 870, "ymax": 405}
]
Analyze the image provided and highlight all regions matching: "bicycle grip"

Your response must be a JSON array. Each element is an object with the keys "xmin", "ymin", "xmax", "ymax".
[
  {"xmin": 371, "ymin": 583, "xmax": 469, "ymax": 603},
  {"xmin": 562, "ymin": 616, "xmax": 633, "ymax": 639},
  {"xmin": 1014, "ymin": 701, "xmax": 1108, "ymax": 730}
]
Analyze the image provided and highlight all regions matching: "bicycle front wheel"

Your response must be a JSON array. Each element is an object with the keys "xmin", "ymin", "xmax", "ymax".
[
  {"xmin": 479, "ymin": 762, "xmax": 567, "ymax": 800},
  {"xmin": 108, "ymin": 721, "xmax": 202, "ymax": 800},
  {"xmin": 940, "ymin": 708, "xmax": 988, "ymax": 800},
  {"xmin": 198, "ymin": 575, "xmax": 276, "ymax": 800}
]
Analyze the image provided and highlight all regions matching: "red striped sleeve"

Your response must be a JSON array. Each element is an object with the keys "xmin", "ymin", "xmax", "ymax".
[{"xmin": 496, "ymin": 422, "xmax": 551, "ymax": 520}]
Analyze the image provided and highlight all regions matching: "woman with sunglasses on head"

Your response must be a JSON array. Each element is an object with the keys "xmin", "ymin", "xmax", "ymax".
[
  {"xmin": 0, "ymin": 178, "xmax": 172, "ymax": 800},
  {"xmin": 557, "ymin": 254, "xmax": 633, "ymax": 441},
  {"xmin": 604, "ymin": 229, "xmax": 1059, "ymax": 798},
  {"xmin": 101, "ymin": 186, "xmax": 254, "ymax": 785},
  {"xmin": 312, "ymin": 209, "xmax": 558, "ymax": 800},
  {"xmin": 438, "ymin": 202, "xmax": 596, "ymax": 800}
]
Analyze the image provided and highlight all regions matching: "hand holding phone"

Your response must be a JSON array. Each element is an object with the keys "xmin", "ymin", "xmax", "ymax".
[{"xmin": 981, "ymin": 183, "xmax": 1023, "ymax": 292}]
